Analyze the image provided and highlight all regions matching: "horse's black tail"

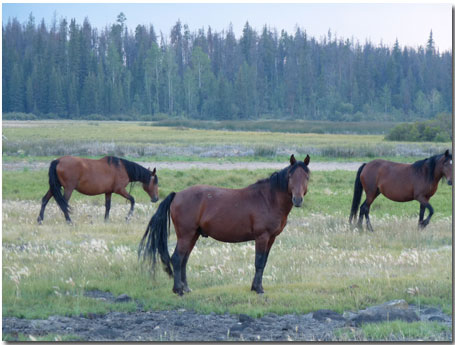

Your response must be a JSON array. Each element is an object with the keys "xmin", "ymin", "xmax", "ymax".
[
  {"xmin": 48, "ymin": 159, "xmax": 70, "ymax": 215},
  {"xmin": 349, "ymin": 163, "xmax": 366, "ymax": 224},
  {"xmin": 138, "ymin": 192, "xmax": 176, "ymax": 277}
]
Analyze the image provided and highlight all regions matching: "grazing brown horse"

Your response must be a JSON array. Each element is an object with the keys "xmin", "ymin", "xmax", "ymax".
[
  {"xmin": 37, "ymin": 156, "xmax": 159, "ymax": 224},
  {"xmin": 350, "ymin": 150, "xmax": 452, "ymax": 231},
  {"xmin": 139, "ymin": 154, "xmax": 310, "ymax": 295}
]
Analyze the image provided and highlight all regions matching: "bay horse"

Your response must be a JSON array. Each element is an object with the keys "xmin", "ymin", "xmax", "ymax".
[
  {"xmin": 138, "ymin": 154, "xmax": 310, "ymax": 295},
  {"xmin": 350, "ymin": 150, "xmax": 452, "ymax": 231},
  {"xmin": 37, "ymin": 156, "xmax": 159, "ymax": 224}
]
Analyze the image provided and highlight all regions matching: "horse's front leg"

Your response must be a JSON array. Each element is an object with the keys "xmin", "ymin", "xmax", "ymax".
[
  {"xmin": 104, "ymin": 193, "xmax": 112, "ymax": 222},
  {"xmin": 251, "ymin": 234, "xmax": 274, "ymax": 294},
  {"xmin": 419, "ymin": 202, "xmax": 434, "ymax": 229},
  {"xmin": 118, "ymin": 189, "xmax": 135, "ymax": 221}
]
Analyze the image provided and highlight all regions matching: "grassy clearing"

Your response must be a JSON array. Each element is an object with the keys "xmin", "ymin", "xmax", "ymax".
[
  {"xmin": 334, "ymin": 321, "xmax": 451, "ymax": 341},
  {"xmin": 7, "ymin": 166, "xmax": 455, "ymax": 221},
  {"xmin": 2, "ymin": 201, "xmax": 451, "ymax": 319},
  {"xmin": 2, "ymin": 120, "xmax": 452, "ymax": 325},
  {"xmin": 151, "ymin": 118, "xmax": 399, "ymax": 134},
  {"xmin": 3, "ymin": 168, "xmax": 452, "ymax": 221},
  {"xmin": 3, "ymin": 120, "xmax": 450, "ymax": 162},
  {"xmin": 3, "ymin": 168, "xmax": 452, "ymax": 320}
]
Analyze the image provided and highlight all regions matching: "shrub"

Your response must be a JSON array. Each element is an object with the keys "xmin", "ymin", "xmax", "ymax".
[
  {"xmin": 3, "ymin": 112, "xmax": 38, "ymax": 120},
  {"xmin": 386, "ymin": 113, "xmax": 452, "ymax": 142}
]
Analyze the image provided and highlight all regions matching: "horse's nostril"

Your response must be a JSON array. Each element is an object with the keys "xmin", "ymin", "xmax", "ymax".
[{"xmin": 292, "ymin": 196, "xmax": 303, "ymax": 207}]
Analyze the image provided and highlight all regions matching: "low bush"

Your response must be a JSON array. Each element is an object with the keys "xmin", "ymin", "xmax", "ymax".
[
  {"xmin": 386, "ymin": 113, "xmax": 452, "ymax": 142},
  {"xmin": 3, "ymin": 112, "xmax": 38, "ymax": 120}
]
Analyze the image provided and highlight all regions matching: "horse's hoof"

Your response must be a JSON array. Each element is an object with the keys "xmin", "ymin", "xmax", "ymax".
[
  {"xmin": 37, "ymin": 217, "xmax": 43, "ymax": 225},
  {"xmin": 183, "ymin": 286, "xmax": 192, "ymax": 293},
  {"xmin": 251, "ymin": 286, "xmax": 264, "ymax": 294},
  {"xmin": 173, "ymin": 288, "xmax": 184, "ymax": 296}
]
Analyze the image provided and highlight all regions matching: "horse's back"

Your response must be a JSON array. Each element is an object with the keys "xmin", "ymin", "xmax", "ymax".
[{"xmin": 362, "ymin": 159, "xmax": 414, "ymax": 201}]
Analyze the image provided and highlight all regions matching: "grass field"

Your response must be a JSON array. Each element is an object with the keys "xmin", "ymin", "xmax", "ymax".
[
  {"xmin": 3, "ymin": 168, "xmax": 452, "ymax": 320},
  {"xmin": 3, "ymin": 120, "xmax": 450, "ymax": 162},
  {"xmin": 3, "ymin": 168, "xmax": 452, "ymax": 221},
  {"xmin": 2, "ymin": 120, "xmax": 453, "ymax": 340}
]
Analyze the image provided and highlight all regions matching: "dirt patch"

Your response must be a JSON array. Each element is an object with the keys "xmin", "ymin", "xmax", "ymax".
[{"xmin": 2, "ymin": 292, "xmax": 451, "ymax": 341}]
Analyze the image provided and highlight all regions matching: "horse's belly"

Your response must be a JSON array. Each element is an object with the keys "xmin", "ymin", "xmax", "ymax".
[
  {"xmin": 208, "ymin": 232, "xmax": 255, "ymax": 243},
  {"xmin": 382, "ymin": 189, "xmax": 413, "ymax": 202},
  {"xmin": 203, "ymin": 223, "xmax": 255, "ymax": 243},
  {"xmin": 76, "ymin": 183, "xmax": 109, "ymax": 196}
]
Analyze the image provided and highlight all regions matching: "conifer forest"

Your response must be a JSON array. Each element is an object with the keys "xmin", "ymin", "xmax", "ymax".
[{"xmin": 2, "ymin": 13, "xmax": 452, "ymax": 121}]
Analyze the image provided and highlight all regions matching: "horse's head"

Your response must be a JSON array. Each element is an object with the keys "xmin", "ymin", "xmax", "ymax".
[
  {"xmin": 288, "ymin": 154, "xmax": 310, "ymax": 207},
  {"xmin": 442, "ymin": 149, "xmax": 453, "ymax": 185},
  {"xmin": 143, "ymin": 167, "xmax": 159, "ymax": 202}
]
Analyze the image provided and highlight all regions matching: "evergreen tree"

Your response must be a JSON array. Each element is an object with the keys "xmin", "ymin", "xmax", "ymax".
[{"xmin": 2, "ymin": 14, "xmax": 452, "ymax": 120}]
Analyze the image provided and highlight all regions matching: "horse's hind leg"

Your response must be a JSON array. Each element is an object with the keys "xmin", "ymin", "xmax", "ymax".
[
  {"xmin": 358, "ymin": 189, "xmax": 379, "ymax": 232},
  {"xmin": 357, "ymin": 200, "xmax": 366, "ymax": 230},
  {"xmin": 104, "ymin": 193, "xmax": 112, "ymax": 222},
  {"xmin": 37, "ymin": 190, "xmax": 52, "ymax": 224},
  {"xmin": 63, "ymin": 188, "xmax": 73, "ymax": 224},
  {"xmin": 181, "ymin": 233, "xmax": 200, "ymax": 293},
  {"xmin": 171, "ymin": 230, "xmax": 199, "ymax": 296},
  {"xmin": 170, "ymin": 245, "xmax": 185, "ymax": 296}
]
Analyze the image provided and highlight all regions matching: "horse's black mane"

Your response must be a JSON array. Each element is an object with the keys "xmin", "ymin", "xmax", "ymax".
[
  {"xmin": 253, "ymin": 161, "xmax": 309, "ymax": 192},
  {"xmin": 412, "ymin": 152, "xmax": 451, "ymax": 182},
  {"xmin": 107, "ymin": 156, "xmax": 157, "ymax": 185}
]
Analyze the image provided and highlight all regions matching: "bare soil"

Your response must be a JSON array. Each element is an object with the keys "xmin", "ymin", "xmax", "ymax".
[{"xmin": 2, "ymin": 294, "xmax": 451, "ymax": 341}]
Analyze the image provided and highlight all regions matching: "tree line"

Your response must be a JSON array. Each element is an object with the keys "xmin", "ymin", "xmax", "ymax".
[{"xmin": 3, "ymin": 13, "xmax": 452, "ymax": 121}]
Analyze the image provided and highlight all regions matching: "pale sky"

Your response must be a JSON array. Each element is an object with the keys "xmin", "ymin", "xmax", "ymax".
[{"xmin": 2, "ymin": 3, "xmax": 452, "ymax": 52}]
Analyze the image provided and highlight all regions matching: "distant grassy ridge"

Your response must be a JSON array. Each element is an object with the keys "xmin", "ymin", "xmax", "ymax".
[
  {"xmin": 152, "ymin": 119, "xmax": 401, "ymax": 134},
  {"xmin": 2, "ymin": 120, "xmax": 450, "ymax": 161}
]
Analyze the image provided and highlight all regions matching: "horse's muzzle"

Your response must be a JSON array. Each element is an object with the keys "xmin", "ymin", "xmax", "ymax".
[
  {"xmin": 292, "ymin": 196, "xmax": 303, "ymax": 207},
  {"xmin": 151, "ymin": 197, "xmax": 159, "ymax": 203}
]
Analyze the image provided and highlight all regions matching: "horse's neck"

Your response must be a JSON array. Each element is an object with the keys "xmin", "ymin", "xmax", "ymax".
[
  {"xmin": 431, "ymin": 161, "xmax": 444, "ymax": 184},
  {"xmin": 267, "ymin": 187, "xmax": 293, "ymax": 216}
]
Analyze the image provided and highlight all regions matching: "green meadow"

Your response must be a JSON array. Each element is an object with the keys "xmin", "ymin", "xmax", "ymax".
[
  {"xmin": 3, "ymin": 120, "xmax": 450, "ymax": 162},
  {"xmin": 2, "ymin": 120, "xmax": 452, "ymax": 341},
  {"xmin": 3, "ymin": 168, "xmax": 452, "ymax": 318}
]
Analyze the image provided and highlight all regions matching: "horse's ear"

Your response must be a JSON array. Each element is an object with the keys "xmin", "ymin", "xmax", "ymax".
[
  {"xmin": 152, "ymin": 167, "xmax": 156, "ymax": 175},
  {"xmin": 290, "ymin": 154, "xmax": 296, "ymax": 165},
  {"xmin": 445, "ymin": 149, "xmax": 450, "ymax": 157},
  {"xmin": 304, "ymin": 154, "xmax": 310, "ymax": 166}
]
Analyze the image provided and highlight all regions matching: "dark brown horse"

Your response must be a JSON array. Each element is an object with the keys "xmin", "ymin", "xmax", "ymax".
[
  {"xmin": 139, "ymin": 154, "xmax": 310, "ymax": 295},
  {"xmin": 37, "ymin": 156, "xmax": 159, "ymax": 224},
  {"xmin": 350, "ymin": 150, "xmax": 452, "ymax": 231}
]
